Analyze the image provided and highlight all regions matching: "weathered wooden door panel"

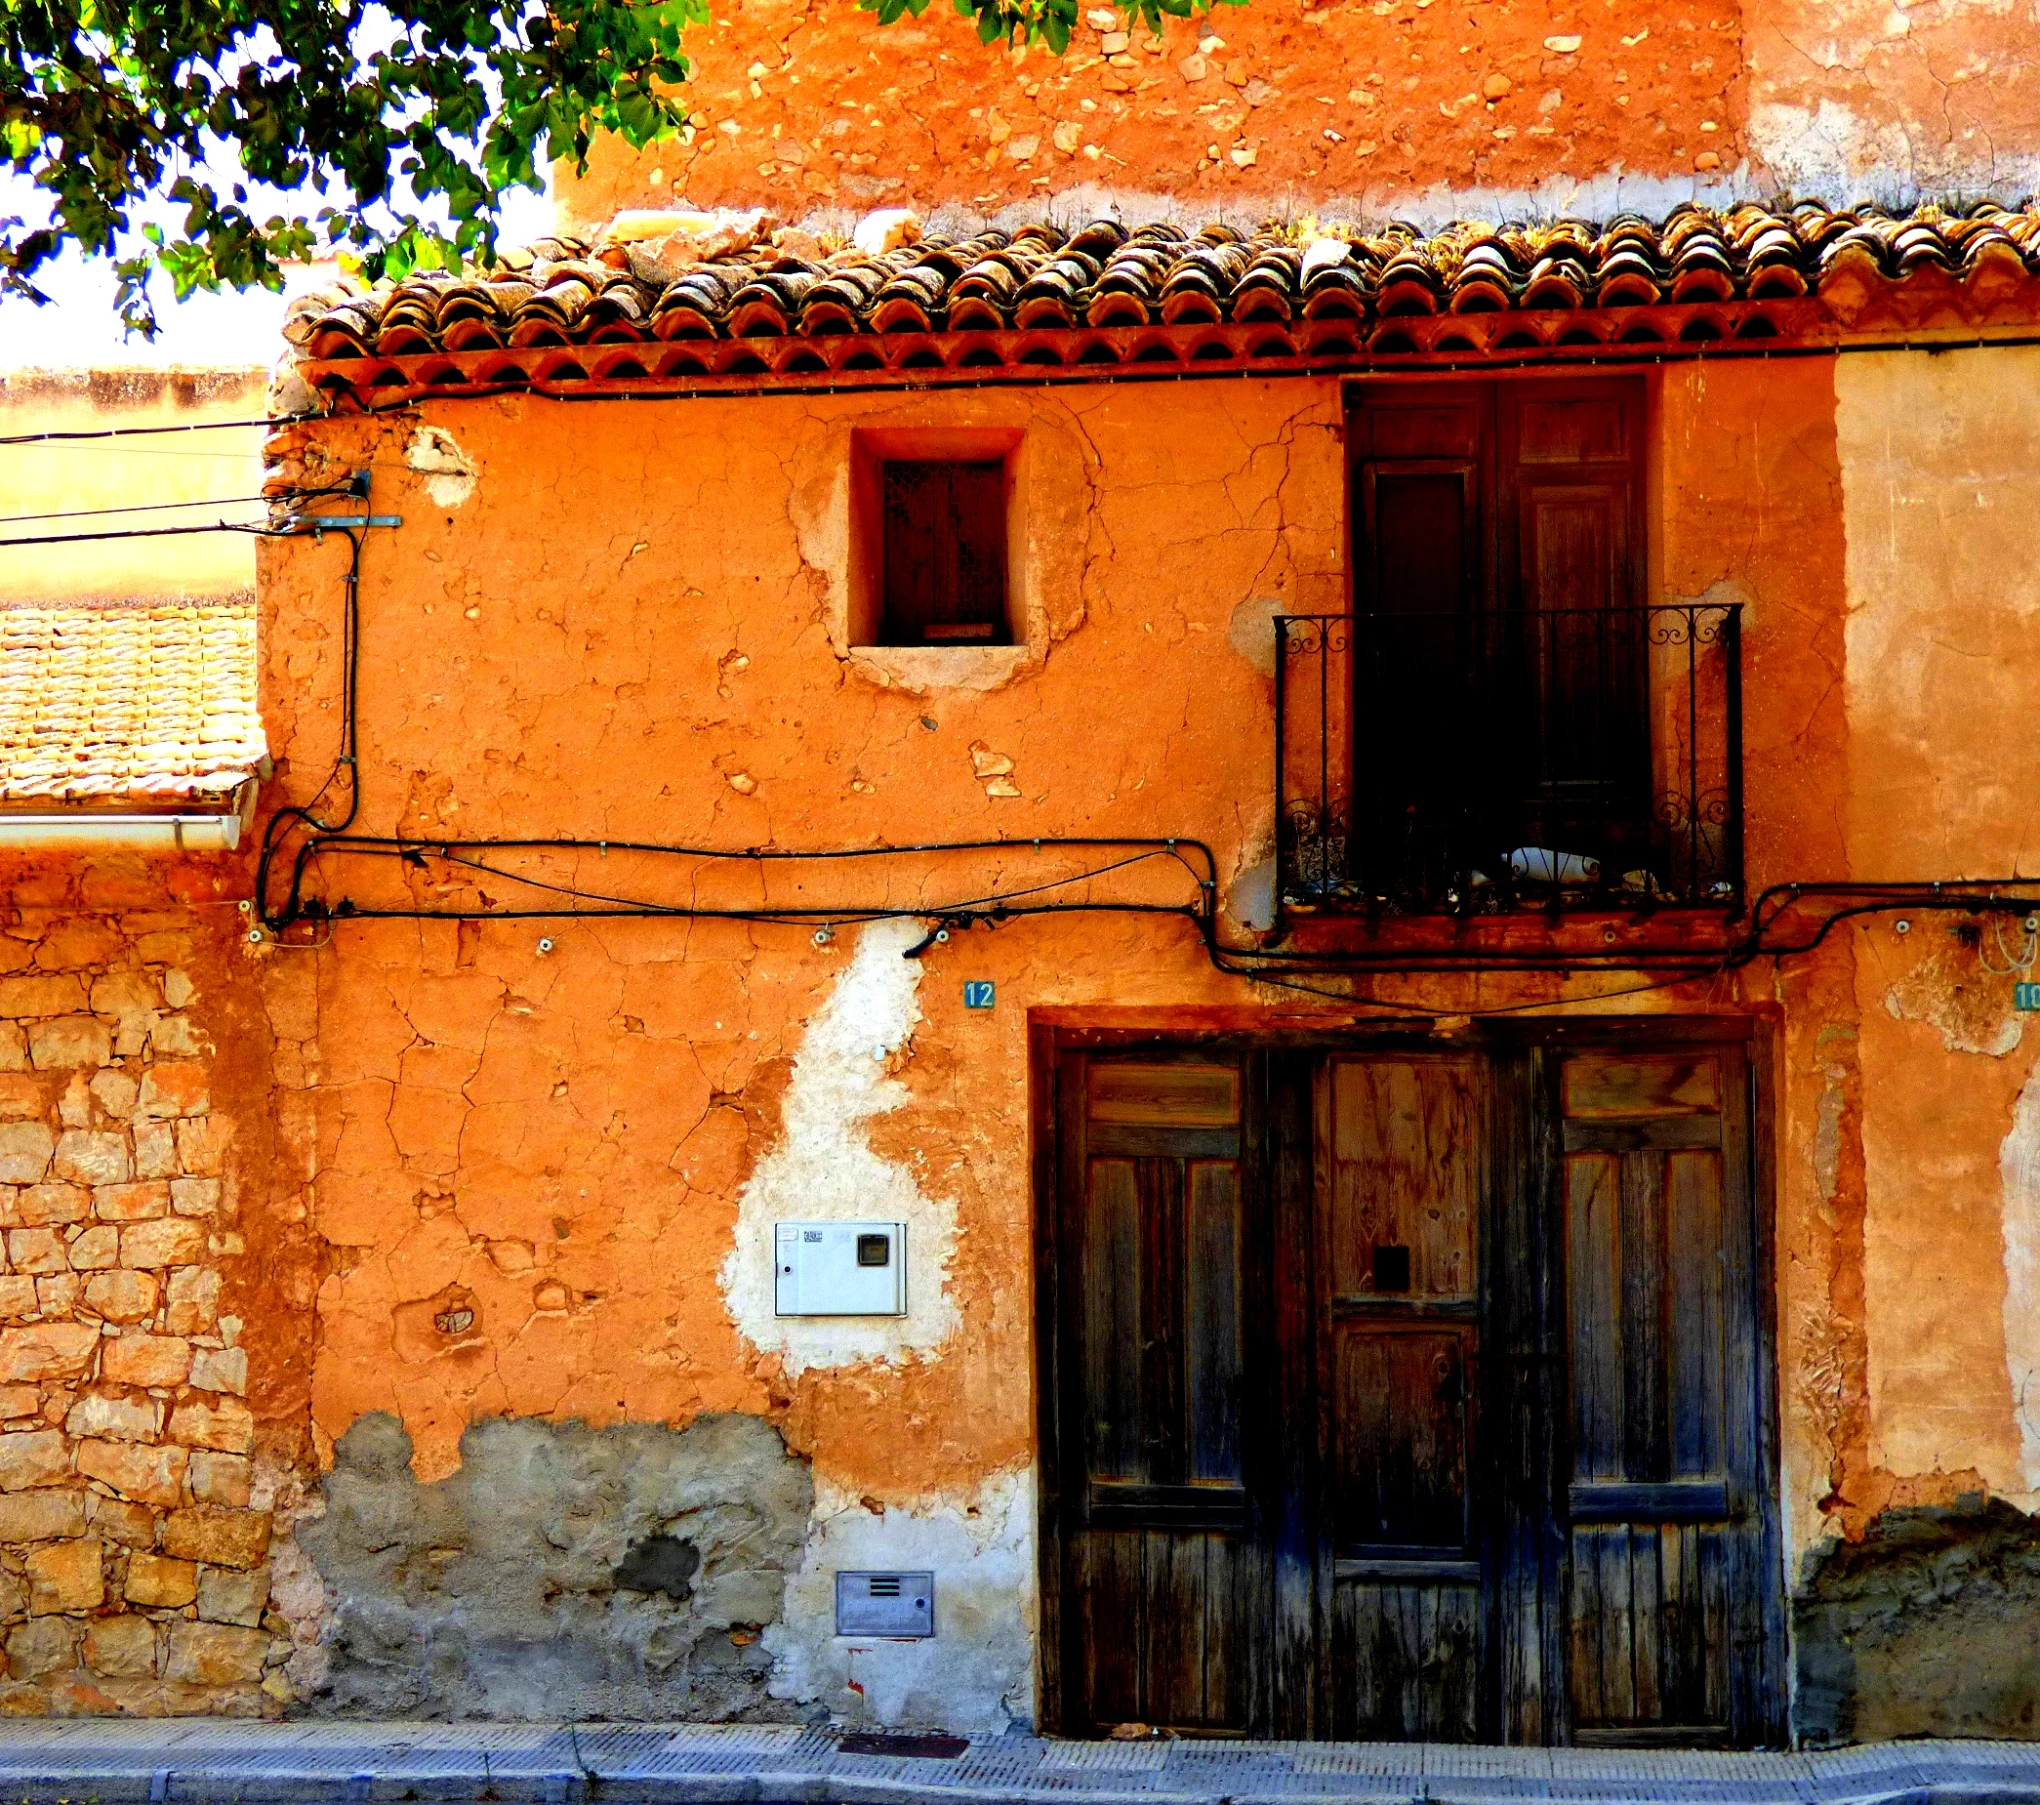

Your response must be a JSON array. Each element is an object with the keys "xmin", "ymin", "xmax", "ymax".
[
  {"xmin": 1559, "ymin": 1047, "xmax": 1773, "ymax": 1745},
  {"xmin": 1045, "ymin": 1030, "xmax": 1781, "ymax": 1747},
  {"xmin": 1320, "ymin": 1055, "xmax": 1489, "ymax": 1742},
  {"xmin": 1056, "ymin": 1054, "xmax": 1266, "ymax": 1735}
]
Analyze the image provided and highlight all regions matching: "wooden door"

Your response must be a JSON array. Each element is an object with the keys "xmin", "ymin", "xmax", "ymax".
[
  {"xmin": 1318, "ymin": 1055, "xmax": 1488, "ymax": 1740},
  {"xmin": 1051, "ymin": 1052, "xmax": 1269, "ymax": 1735},
  {"xmin": 1557, "ymin": 1046, "xmax": 1781, "ymax": 1744}
]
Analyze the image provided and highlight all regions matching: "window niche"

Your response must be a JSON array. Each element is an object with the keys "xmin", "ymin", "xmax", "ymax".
[{"xmin": 849, "ymin": 428, "xmax": 1025, "ymax": 651}]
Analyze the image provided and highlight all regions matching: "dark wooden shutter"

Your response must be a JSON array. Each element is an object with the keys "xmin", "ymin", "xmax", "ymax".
[
  {"xmin": 881, "ymin": 460, "xmax": 1009, "ymax": 644},
  {"xmin": 1347, "ymin": 386, "xmax": 1495, "ymax": 896},
  {"xmin": 1498, "ymin": 384, "xmax": 1647, "ymax": 842},
  {"xmin": 1558, "ymin": 1047, "xmax": 1777, "ymax": 1744},
  {"xmin": 1319, "ymin": 1054, "xmax": 1487, "ymax": 1740},
  {"xmin": 1055, "ymin": 1054, "xmax": 1267, "ymax": 1735}
]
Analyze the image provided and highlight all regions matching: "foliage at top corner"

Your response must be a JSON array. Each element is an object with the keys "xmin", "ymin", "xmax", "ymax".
[
  {"xmin": 2, "ymin": 0, "xmax": 1243, "ymax": 335},
  {"xmin": 1, "ymin": 0, "xmax": 711, "ymax": 331},
  {"xmin": 869, "ymin": 0, "xmax": 1241, "ymax": 58}
]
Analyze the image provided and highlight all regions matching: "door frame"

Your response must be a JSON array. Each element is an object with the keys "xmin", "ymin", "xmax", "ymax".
[{"xmin": 1031, "ymin": 1014, "xmax": 1786, "ymax": 1745}]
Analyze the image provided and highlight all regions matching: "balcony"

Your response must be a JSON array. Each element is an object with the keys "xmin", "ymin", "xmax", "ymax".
[{"xmin": 1275, "ymin": 604, "xmax": 1743, "ymax": 918}]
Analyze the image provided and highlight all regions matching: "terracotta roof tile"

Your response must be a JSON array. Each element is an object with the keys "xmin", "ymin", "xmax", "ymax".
[
  {"xmin": 285, "ymin": 200, "xmax": 2040, "ymax": 401},
  {"xmin": 0, "ymin": 603, "xmax": 265, "ymax": 808}
]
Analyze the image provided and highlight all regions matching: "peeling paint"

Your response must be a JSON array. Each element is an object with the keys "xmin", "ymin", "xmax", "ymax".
[
  {"xmin": 767, "ymin": 1467, "xmax": 1035, "ymax": 1734},
  {"xmin": 405, "ymin": 426, "xmax": 476, "ymax": 511},
  {"xmin": 2002, "ymin": 1061, "xmax": 2040, "ymax": 1499},
  {"xmin": 721, "ymin": 918, "xmax": 959, "ymax": 1374}
]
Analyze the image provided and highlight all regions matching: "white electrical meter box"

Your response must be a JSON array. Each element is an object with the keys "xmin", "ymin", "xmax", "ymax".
[{"xmin": 774, "ymin": 1221, "xmax": 906, "ymax": 1316}]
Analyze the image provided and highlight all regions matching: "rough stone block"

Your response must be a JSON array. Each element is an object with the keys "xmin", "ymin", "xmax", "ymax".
[
  {"xmin": 32, "ymin": 1274, "xmax": 80, "ymax": 1316},
  {"xmin": 163, "ymin": 972, "xmax": 194, "ymax": 1009},
  {"xmin": 0, "ymin": 1186, "xmax": 19, "ymax": 1228},
  {"xmin": 83, "ymin": 1613, "xmax": 156, "ymax": 1677},
  {"xmin": 65, "ymin": 1392, "xmax": 159, "ymax": 1443},
  {"xmin": 162, "ymin": 1507, "xmax": 271, "ymax": 1570},
  {"xmin": 0, "ymin": 1026, "xmax": 29, "ymax": 1075},
  {"xmin": 52, "ymin": 1131, "xmax": 128, "ymax": 1187},
  {"xmin": 87, "ymin": 1070, "xmax": 138, "ymax": 1121},
  {"xmin": 167, "ymin": 1396, "xmax": 254, "ymax": 1454},
  {"xmin": 100, "ymin": 1334, "xmax": 191, "ymax": 1388},
  {"xmin": 67, "ymin": 1225, "xmax": 118, "ymax": 1271},
  {"xmin": 131, "ymin": 1122, "xmax": 175, "ymax": 1180},
  {"xmin": 17, "ymin": 1183, "xmax": 87, "ymax": 1227},
  {"xmin": 124, "ymin": 1552, "xmax": 198, "ymax": 1608},
  {"xmin": 168, "ymin": 1178, "xmax": 220, "ymax": 1218},
  {"xmin": 0, "ymin": 1385, "xmax": 38, "ymax": 1422},
  {"xmin": 0, "ymin": 1571, "xmax": 27, "ymax": 1625},
  {"xmin": 150, "ymin": 1017, "xmax": 205, "ymax": 1058},
  {"xmin": 164, "ymin": 1620, "xmax": 269, "ymax": 1685},
  {"xmin": 0, "ymin": 1491, "xmax": 87, "ymax": 1543},
  {"xmin": 0, "ymin": 1430, "xmax": 73, "ymax": 1493},
  {"xmin": 76, "ymin": 1438, "xmax": 186, "ymax": 1508},
  {"xmin": 85, "ymin": 1492, "xmax": 157, "ymax": 1549},
  {"xmin": 173, "ymin": 1117, "xmax": 229, "ymax": 1179},
  {"xmin": 118, "ymin": 1218, "xmax": 207, "ymax": 1269},
  {"xmin": 28, "ymin": 1018, "xmax": 112, "ymax": 1072},
  {"xmin": 33, "ymin": 921, "xmax": 123, "ymax": 971},
  {"xmin": 0, "ymin": 1077, "xmax": 44, "ymax": 1123},
  {"xmin": 0, "ymin": 1124, "xmax": 53, "ymax": 1185},
  {"xmin": 88, "ymin": 973, "xmax": 158, "ymax": 1044},
  {"xmin": 26, "ymin": 1537, "xmax": 102, "ymax": 1613},
  {"xmin": 188, "ymin": 1347, "xmax": 248, "ymax": 1398},
  {"xmin": 163, "ymin": 1268, "xmax": 219, "ymax": 1336},
  {"xmin": 6, "ymin": 1614, "xmax": 78, "ymax": 1676},
  {"xmin": 197, "ymin": 1564, "xmax": 268, "ymax": 1627},
  {"xmin": 82, "ymin": 1269, "xmax": 159, "ymax": 1325},
  {"xmin": 0, "ymin": 976, "xmax": 86, "ymax": 1020},
  {"xmin": 56, "ymin": 1075, "xmax": 90, "ymax": 1130},
  {"xmin": 188, "ymin": 1451, "xmax": 251, "ymax": 1508},
  {"xmin": 0, "ymin": 1278, "xmax": 37, "ymax": 1322},
  {"xmin": 93, "ymin": 1181, "xmax": 168, "ymax": 1223},
  {"xmin": 0, "ymin": 1323, "xmax": 97, "ymax": 1386},
  {"xmin": 4, "ymin": 1228, "xmax": 64, "ymax": 1274},
  {"xmin": 136, "ymin": 1064, "xmax": 209, "ymax": 1122}
]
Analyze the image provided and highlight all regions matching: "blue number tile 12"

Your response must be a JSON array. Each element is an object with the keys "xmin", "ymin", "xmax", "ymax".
[{"xmin": 963, "ymin": 981, "xmax": 996, "ymax": 1010}]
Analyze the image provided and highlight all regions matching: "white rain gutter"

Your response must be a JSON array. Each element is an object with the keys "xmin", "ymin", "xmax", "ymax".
[{"xmin": 0, "ymin": 779, "xmax": 258, "ymax": 853}]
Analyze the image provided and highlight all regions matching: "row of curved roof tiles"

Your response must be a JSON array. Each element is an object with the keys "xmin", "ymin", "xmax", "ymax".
[
  {"xmin": 288, "ymin": 202, "xmax": 2040, "ymax": 363},
  {"xmin": 297, "ymin": 302, "xmax": 1815, "ymax": 401}
]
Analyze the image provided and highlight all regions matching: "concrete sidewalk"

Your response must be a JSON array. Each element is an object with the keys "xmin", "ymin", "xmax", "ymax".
[{"xmin": 0, "ymin": 1723, "xmax": 2033, "ymax": 1805}]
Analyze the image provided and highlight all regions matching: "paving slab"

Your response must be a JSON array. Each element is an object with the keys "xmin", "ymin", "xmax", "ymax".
[{"xmin": 0, "ymin": 1724, "xmax": 2033, "ymax": 1805}]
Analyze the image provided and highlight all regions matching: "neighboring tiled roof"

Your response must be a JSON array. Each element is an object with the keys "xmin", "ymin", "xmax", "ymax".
[
  {"xmin": 285, "ymin": 200, "xmax": 2040, "ymax": 402},
  {"xmin": 0, "ymin": 603, "xmax": 265, "ymax": 807}
]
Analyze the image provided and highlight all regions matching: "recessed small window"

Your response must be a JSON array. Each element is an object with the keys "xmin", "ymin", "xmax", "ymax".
[{"xmin": 880, "ymin": 460, "xmax": 1010, "ymax": 646}]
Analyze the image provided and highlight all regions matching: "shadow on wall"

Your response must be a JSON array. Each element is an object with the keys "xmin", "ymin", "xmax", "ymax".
[
  {"xmin": 296, "ymin": 1412, "xmax": 814, "ymax": 1720},
  {"xmin": 1796, "ymin": 1495, "xmax": 2040, "ymax": 1744}
]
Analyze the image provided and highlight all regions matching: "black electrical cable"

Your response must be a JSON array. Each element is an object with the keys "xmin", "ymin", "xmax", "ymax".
[
  {"xmin": 0, "ymin": 483, "xmax": 354, "ymax": 527},
  {"xmin": 239, "ymin": 444, "xmax": 2040, "ymax": 1016},
  {"xmin": 0, "ymin": 409, "xmax": 338, "ymax": 449}
]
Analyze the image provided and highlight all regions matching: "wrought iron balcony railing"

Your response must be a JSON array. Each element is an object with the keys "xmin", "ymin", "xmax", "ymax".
[{"xmin": 1275, "ymin": 604, "xmax": 1743, "ymax": 916}]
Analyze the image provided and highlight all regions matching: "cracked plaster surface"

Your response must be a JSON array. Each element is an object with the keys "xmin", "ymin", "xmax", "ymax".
[{"xmin": 720, "ymin": 916, "xmax": 960, "ymax": 1374}]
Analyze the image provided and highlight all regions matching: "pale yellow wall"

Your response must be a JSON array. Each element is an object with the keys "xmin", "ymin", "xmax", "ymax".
[
  {"xmin": 0, "ymin": 368, "xmax": 269, "ymax": 604},
  {"xmin": 1838, "ymin": 347, "xmax": 2040, "ymax": 1506}
]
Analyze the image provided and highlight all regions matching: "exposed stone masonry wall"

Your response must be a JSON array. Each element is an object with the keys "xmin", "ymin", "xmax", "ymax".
[{"xmin": 0, "ymin": 903, "xmax": 287, "ymax": 1715}]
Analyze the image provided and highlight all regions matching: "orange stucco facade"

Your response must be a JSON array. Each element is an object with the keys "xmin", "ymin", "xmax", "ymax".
[{"xmin": 10, "ymin": 0, "xmax": 2040, "ymax": 1743}]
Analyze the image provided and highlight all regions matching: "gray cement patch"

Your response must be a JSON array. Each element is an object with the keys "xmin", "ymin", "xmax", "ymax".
[
  {"xmin": 296, "ymin": 1411, "xmax": 814, "ymax": 1722},
  {"xmin": 1796, "ymin": 1494, "xmax": 2040, "ymax": 1744}
]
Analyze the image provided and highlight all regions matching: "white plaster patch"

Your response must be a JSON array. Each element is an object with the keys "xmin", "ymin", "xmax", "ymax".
[
  {"xmin": 405, "ymin": 424, "xmax": 477, "ymax": 510},
  {"xmin": 766, "ymin": 1467, "xmax": 1036, "ymax": 1734},
  {"xmin": 2001, "ymin": 1059, "xmax": 2040, "ymax": 1502},
  {"xmin": 721, "ymin": 917, "xmax": 959, "ymax": 1373}
]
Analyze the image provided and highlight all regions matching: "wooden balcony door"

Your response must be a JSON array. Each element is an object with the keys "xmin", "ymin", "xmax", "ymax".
[{"xmin": 1041, "ymin": 1029, "xmax": 1784, "ymax": 1745}]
